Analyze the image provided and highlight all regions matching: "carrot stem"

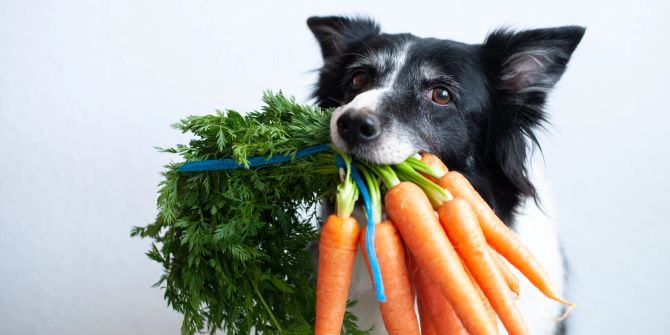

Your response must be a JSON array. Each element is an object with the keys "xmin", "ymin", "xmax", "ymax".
[
  {"xmin": 252, "ymin": 280, "xmax": 283, "ymax": 333},
  {"xmin": 335, "ymin": 153, "xmax": 358, "ymax": 218},
  {"xmin": 405, "ymin": 156, "xmax": 444, "ymax": 179},
  {"xmin": 359, "ymin": 165, "xmax": 382, "ymax": 224},
  {"xmin": 393, "ymin": 162, "xmax": 453, "ymax": 208},
  {"xmin": 368, "ymin": 164, "xmax": 400, "ymax": 189}
]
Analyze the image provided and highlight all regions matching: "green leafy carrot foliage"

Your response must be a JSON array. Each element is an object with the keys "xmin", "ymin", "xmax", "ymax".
[{"xmin": 131, "ymin": 92, "xmax": 365, "ymax": 334}]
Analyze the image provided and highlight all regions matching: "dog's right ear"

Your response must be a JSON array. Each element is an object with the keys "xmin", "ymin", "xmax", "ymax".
[{"xmin": 307, "ymin": 16, "xmax": 380, "ymax": 59}]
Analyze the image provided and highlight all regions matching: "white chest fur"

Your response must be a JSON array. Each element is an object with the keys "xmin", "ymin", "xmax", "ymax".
[{"xmin": 346, "ymin": 169, "xmax": 567, "ymax": 335}]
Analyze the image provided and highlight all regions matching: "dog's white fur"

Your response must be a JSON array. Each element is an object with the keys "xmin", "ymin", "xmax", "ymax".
[{"xmin": 346, "ymin": 159, "xmax": 565, "ymax": 335}]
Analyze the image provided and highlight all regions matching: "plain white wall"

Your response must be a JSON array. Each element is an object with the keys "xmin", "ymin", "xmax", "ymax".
[{"xmin": 1, "ymin": 0, "xmax": 668, "ymax": 334}]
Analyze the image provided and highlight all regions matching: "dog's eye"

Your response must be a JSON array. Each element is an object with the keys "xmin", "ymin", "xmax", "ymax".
[
  {"xmin": 431, "ymin": 87, "xmax": 451, "ymax": 105},
  {"xmin": 351, "ymin": 71, "xmax": 369, "ymax": 89}
]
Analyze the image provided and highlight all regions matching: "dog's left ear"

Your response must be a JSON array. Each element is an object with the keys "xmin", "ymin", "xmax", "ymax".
[
  {"xmin": 481, "ymin": 26, "xmax": 585, "ymax": 200},
  {"xmin": 307, "ymin": 16, "xmax": 380, "ymax": 59},
  {"xmin": 483, "ymin": 26, "xmax": 585, "ymax": 98}
]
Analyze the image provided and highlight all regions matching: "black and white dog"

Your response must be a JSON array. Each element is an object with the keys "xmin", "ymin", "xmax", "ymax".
[{"xmin": 308, "ymin": 16, "xmax": 584, "ymax": 335}]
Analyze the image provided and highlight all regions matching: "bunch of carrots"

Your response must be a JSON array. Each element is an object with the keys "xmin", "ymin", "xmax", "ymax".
[{"xmin": 315, "ymin": 153, "xmax": 572, "ymax": 335}]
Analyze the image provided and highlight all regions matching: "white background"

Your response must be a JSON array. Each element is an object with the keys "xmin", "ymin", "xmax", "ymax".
[{"xmin": 1, "ymin": 0, "xmax": 669, "ymax": 334}]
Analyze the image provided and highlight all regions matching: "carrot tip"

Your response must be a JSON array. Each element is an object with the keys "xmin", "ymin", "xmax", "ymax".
[
  {"xmin": 555, "ymin": 303, "xmax": 576, "ymax": 322},
  {"xmin": 551, "ymin": 294, "xmax": 573, "ymax": 306}
]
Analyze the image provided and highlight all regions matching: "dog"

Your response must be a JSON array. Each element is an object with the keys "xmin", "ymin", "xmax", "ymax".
[{"xmin": 307, "ymin": 16, "xmax": 584, "ymax": 335}]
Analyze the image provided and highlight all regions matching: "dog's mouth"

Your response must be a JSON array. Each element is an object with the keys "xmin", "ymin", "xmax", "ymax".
[
  {"xmin": 328, "ymin": 103, "xmax": 429, "ymax": 164},
  {"xmin": 329, "ymin": 125, "xmax": 424, "ymax": 165},
  {"xmin": 337, "ymin": 143, "xmax": 418, "ymax": 165}
]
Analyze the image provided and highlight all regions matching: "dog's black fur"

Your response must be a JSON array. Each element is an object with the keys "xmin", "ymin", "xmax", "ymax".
[{"xmin": 307, "ymin": 16, "xmax": 584, "ymax": 226}]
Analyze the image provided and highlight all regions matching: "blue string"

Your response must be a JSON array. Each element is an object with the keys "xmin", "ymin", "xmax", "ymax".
[
  {"xmin": 178, "ymin": 144, "xmax": 331, "ymax": 172},
  {"xmin": 335, "ymin": 155, "xmax": 386, "ymax": 302}
]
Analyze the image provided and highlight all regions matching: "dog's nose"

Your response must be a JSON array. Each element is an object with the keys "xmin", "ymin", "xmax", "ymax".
[{"xmin": 336, "ymin": 112, "xmax": 380, "ymax": 144}]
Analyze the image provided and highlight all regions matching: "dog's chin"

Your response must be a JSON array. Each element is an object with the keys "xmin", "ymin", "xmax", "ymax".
[{"xmin": 332, "ymin": 141, "xmax": 418, "ymax": 165}]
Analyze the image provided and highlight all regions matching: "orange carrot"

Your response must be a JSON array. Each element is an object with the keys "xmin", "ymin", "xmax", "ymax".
[
  {"xmin": 423, "ymin": 153, "xmax": 519, "ymax": 296},
  {"xmin": 439, "ymin": 198, "xmax": 528, "ymax": 335},
  {"xmin": 360, "ymin": 221, "xmax": 420, "ymax": 335},
  {"xmin": 385, "ymin": 182, "xmax": 497, "ymax": 335},
  {"xmin": 315, "ymin": 215, "xmax": 360, "ymax": 335},
  {"xmin": 417, "ymin": 299, "xmax": 437, "ymax": 335},
  {"xmin": 408, "ymin": 255, "xmax": 444, "ymax": 335},
  {"xmin": 412, "ymin": 260, "xmax": 469, "ymax": 335},
  {"xmin": 462, "ymin": 257, "xmax": 497, "ymax": 327},
  {"xmin": 406, "ymin": 245, "xmax": 417, "ymax": 302},
  {"xmin": 437, "ymin": 171, "xmax": 569, "ymax": 305},
  {"xmin": 421, "ymin": 153, "xmax": 449, "ymax": 179},
  {"xmin": 420, "ymin": 153, "xmax": 449, "ymax": 183},
  {"xmin": 490, "ymin": 246, "xmax": 520, "ymax": 297}
]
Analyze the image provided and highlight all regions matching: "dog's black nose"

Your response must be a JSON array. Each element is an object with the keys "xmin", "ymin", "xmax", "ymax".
[{"xmin": 336, "ymin": 112, "xmax": 380, "ymax": 144}]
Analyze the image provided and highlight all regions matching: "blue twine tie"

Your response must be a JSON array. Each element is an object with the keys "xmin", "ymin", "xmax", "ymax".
[{"xmin": 178, "ymin": 144, "xmax": 331, "ymax": 172}]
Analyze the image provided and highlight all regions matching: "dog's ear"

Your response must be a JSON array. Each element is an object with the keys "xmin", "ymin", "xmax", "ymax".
[
  {"xmin": 307, "ymin": 16, "xmax": 380, "ymax": 59},
  {"xmin": 483, "ymin": 26, "xmax": 585, "ymax": 97},
  {"xmin": 481, "ymin": 26, "xmax": 585, "ymax": 200}
]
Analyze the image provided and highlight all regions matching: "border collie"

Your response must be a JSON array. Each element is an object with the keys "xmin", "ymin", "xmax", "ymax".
[{"xmin": 308, "ymin": 16, "xmax": 585, "ymax": 335}]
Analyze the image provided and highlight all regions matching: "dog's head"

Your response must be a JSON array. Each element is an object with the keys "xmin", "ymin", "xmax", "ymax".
[{"xmin": 308, "ymin": 16, "xmax": 584, "ymax": 214}]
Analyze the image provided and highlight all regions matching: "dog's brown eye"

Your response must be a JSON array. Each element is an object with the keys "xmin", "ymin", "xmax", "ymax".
[
  {"xmin": 351, "ymin": 71, "xmax": 368, "ymax": 89},
  {"xmin": 431, "ymin": 87, "xmax": 451, "ymax": 105}
]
